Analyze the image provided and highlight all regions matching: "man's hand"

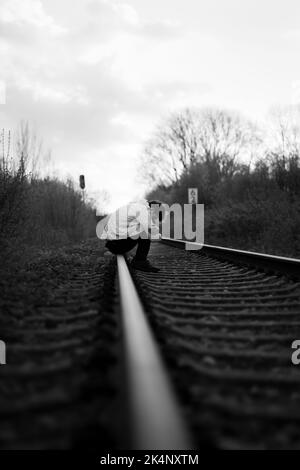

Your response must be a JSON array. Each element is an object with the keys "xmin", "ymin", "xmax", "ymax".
[{"xmin": 150, "ymin": 231, "xmax": 161, "ymax": 241}]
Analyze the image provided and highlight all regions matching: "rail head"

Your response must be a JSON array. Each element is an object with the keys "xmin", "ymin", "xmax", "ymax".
[
  {"xmin": 161, "ymin": 237, "xmax": 300, "ymax": 279},
  {"xmin": 116, "ymin": 255, "xmax": 191, "ymax": 450}
]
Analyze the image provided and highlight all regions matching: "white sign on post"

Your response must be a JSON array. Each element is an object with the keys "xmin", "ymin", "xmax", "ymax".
[{"xmin": 188, "ymin": 188, "xmax": 198, "ymax": 204}]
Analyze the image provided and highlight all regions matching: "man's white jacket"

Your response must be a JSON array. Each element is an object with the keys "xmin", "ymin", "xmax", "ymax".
[{"xmin": 101, "ymin": 199, "xmax": 159, "ymax": 240}]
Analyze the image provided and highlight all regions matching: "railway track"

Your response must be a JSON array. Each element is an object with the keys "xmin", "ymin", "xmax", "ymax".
[
  {"xmin": 1, "ymin": 238, "xmax": 300, "ymax": 449},
  {"xmin": 119, "ymin": 238, "xmax": 300, "ymax": 450}
]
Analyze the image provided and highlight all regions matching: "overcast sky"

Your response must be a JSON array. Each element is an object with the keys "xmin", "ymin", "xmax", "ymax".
[{"xmin": 1, "ymin": 0, "xmax": 300, "ymax": 211}]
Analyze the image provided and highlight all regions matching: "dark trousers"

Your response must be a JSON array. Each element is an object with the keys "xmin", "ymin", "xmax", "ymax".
[{"xmin": 106, "ymin": 237, "xmax": 150, "ymax": 260}]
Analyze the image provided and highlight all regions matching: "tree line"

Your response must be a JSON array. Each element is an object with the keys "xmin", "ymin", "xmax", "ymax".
[
  {"xmin": 142, "ymin": 107, "xmax": 300, "ymax": 257},
  {"xmin": 0, "ymin": 123, "xmax": 97, "ymax": 265}
]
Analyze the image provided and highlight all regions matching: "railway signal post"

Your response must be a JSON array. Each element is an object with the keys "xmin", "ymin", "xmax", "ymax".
[{"xmin": 79, "ymin": 174, "xmax": 85, "ymax": 203}]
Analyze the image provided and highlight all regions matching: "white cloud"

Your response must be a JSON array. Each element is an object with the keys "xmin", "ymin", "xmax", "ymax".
[
  {"xmin": 78, "ymin": 43, "xmax": 113, "ymax": 65},
  {"xmin": 283, "ymin": 29, "xmax": 300, "ymax": 42},
  {"xmin": 112, "ymin": 2, "xmax": 140, "ymax": 26},
  {"xmin": 108, "ymin": 31, "xmax": 220, "ymax": 94},
  {"xmin": 18, "ymin": 80, "xmax": 90, "ymax": 105},
  {"xmin": 0, "ymin": 0, "xmax": 67, "ymax": 35},
  {"xmin": 1, "ymin": 0, "xmax": 300, "ymax": 210}
]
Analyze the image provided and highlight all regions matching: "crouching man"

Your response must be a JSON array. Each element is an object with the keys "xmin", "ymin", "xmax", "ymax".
[{"xmin": 99, "ymin": 199, "xmax": 164, "ymax": 273}]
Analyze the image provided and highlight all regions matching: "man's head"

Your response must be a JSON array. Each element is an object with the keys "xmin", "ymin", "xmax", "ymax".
[
  {"xmin": 148, "ymin": 199, "xmax": 162, "ymax": 207},
  {"xmin": 148, "ymin": 200, "xmax": 165, "ymax": 223}
]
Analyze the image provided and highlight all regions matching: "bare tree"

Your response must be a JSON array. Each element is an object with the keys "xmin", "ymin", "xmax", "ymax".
[
  {"xmin": 195, "ymin": 108, "xmax": 260, "ymax": 180},
  {"xmin": 266, "ymin": 106, "xmax": 300, "ymax": 194},
  {"xmin": 139, "ymin": 109, "xmax": 194, "ymax": 186},
  {"xmin": 140, "ymin": 107, "xmax": 259, "ymax": 188},
  {"xmin": 15, "ymin": 121, "xmax": 44, "ymax": 179},
  {"xmin": 268, "ymin": 106, "xmax": 300, "ymax": 157}
]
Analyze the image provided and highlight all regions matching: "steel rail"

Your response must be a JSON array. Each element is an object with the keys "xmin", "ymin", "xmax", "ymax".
[
  {"xmin": 161, "ymin": 238, "xmax": 300, "ymax": 279},
  {"xmin": 116, "ymin": 255, "xmax": 191, "ymax": 450}
]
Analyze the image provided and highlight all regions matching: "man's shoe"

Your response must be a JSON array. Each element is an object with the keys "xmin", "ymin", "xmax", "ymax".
[{"xmin": 131, "ymin": 258, "xmax": 160, "ymax": 273}]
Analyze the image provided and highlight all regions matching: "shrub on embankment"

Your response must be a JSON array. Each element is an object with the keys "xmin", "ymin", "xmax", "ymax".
[
  {"xmin": 0, "ymin": 131, "xmax": 97, "ymax": 264},
  {"xmin": 146, "ymin": 164, "xmax": 300, "ymax": 257},
  {"xmin": 143, "ymin": 108, "xmax": 300, "ymax": 258}
]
